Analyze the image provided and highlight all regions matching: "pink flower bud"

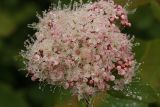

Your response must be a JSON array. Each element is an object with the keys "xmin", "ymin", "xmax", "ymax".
[{"xmin": 22, "ymin": 0, "xmax": 137, "ymax": 98}]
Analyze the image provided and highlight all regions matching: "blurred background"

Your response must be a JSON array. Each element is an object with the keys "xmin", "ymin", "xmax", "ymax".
[{"xmin": 0, "ymin": 0, "xmax": 160, "ymax": 107}]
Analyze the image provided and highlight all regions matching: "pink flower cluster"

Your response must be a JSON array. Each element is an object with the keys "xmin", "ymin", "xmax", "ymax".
[{"xmin": 22, "ymin": 0, "xmax": 137, "ymax": 98}]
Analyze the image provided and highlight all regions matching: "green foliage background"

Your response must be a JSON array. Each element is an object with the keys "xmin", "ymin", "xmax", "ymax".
[{"xmin": 0, "ymin": 0, "xmax": 160, "ymax": 107}]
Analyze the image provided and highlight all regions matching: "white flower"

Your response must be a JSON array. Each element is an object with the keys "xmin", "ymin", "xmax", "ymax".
[{"xmin": 21, "ymin": 0, "xmax": 137, "ymax": 99}]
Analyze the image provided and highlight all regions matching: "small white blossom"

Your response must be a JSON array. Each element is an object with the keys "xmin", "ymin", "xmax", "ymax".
[{"xmin": 21, "ymin": 0, "xmax": 137, "ymax": 99}]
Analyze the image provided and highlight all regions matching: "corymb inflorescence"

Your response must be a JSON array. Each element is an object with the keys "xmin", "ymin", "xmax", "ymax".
[{"xmin": 21, "ymin": 0, "xmax": 138, "ymax": 103}]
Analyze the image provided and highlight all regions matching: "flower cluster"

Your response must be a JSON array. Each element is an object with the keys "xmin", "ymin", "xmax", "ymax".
[{"xmin": 22, "ymin": 0, "xmax": 137, "ymax": 98}]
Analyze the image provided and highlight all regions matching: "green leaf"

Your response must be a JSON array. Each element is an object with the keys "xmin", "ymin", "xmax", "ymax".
[
  {"xmin": 26, "ymin": 84, "xmax": 74, "ymax": 107},
  {"xmin": 96, "ymin": 76, "xmax": 158, "ymax": 107},
  {"xmin": 43, "ymin": 86, "xmax": 73, "ymax": 107},
  {"xmin": 134, "ymin": 38, "xmax": 148, "ymax": 61},
  {"xmin": 141, "ymin": 39, "xmax": 160, "ymax": 93},
  {"xmin": 108, "ymin": 79, "xmax": 158, "ymax": 102},
  {"xmin": 99, "ymin": 94, "xmax": 148, "ymax": 107}
]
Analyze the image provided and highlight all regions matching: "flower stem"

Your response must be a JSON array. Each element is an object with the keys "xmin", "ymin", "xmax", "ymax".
[{"xmin": 83, "ymin": 94, "xmax": 93, "ymax": 107}]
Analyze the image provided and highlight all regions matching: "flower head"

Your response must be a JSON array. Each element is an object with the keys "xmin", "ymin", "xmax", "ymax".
[{"xmin": 22, "ymin": 0, "xmax": 137, "ymax": 99}]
